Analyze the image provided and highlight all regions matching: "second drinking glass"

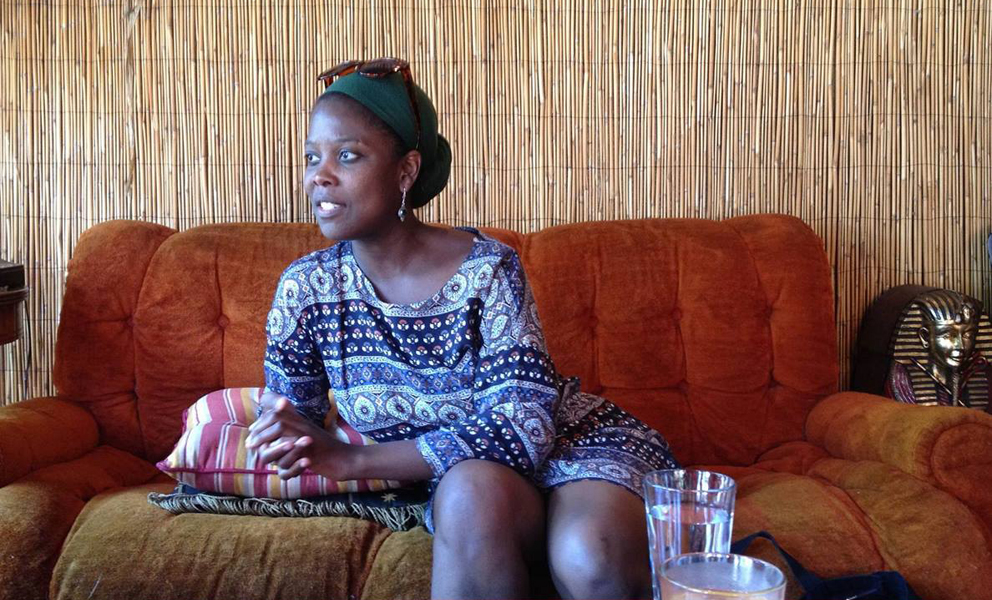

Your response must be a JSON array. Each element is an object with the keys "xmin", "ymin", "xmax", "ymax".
[{"xmin": 643, "ymin": 469, "xmax": 737, "ymax": 600}]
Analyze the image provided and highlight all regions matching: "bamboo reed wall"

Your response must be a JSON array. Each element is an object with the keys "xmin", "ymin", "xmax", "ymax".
[{"xmin": 2, "ymin": 1, "xmax": 990, "ymax": 406}]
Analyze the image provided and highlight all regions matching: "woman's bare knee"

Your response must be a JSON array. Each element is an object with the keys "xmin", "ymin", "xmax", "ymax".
[
  {"xmin": 430, "ymin": 460, "xmax": 546, "ymax": 599},
  {"xmin": 433, "ymin": 460, "xmax": 543, "ymax": 539},
  {"xmin": 434, "ymin": 460, "xmax": 544, "ymax": 552},
  {"xmin": 550, "ymin": 521, "xmax": 649, "ymax": 599},
  {"xmin": 548, "ymin": 481, "xmax": 651, "ymax": 600}
]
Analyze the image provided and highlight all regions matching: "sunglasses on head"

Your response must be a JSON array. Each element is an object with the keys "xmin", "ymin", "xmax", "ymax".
[{"xmin": 317, "ymin": 58, "xmax": 421, "ymax": 150}]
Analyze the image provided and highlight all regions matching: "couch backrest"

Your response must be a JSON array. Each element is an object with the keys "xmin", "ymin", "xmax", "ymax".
[{"xmin": 55, "ymin": 216, "xmax": 837, "ymax": 465}]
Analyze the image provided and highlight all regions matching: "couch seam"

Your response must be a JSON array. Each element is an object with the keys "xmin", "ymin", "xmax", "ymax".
[
  {"xmin": 355, "ymin": 528, "xmax": 395, "ymax": 600},
  {"xmin": 132, "ymin": 226, "xmax": 179, "ymax": 460},
  {"xmin": 592, "ymin": 230, "xmax": 602, "ymax": 394},
  {"xmin": 829, "ymin": 478, "xmax": 909, "ymax": 575},
  {"xmin": 672, "ymin": 223, "xmax": 700, "ymax": 460},
  {"xmin": 726, "ymin": 218, "xmax": 780, "ymax": 458},
  {"xmin": 215, "ymin": 242, "xmax": 225, "ymax": 386},
  {"xmin": 803, "ymin": 466, "xmax": 894, "ymax": 572}
]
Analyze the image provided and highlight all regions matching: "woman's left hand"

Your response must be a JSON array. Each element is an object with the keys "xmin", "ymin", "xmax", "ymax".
[{"xmin": 246, "ymin": 397, "xmax": 357, "ymax": 480}]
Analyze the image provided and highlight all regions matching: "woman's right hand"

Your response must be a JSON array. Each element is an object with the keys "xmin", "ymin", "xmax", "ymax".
[
  {"xmin": 251, "ymin": 389, "xmax": 434, "ymax": 482},
  {"xmin": 247, "ymin": 396, "xmax": 361, "ymax": 481},
  {"xmin": 258, "ymin": 388, "xmax": 284, "ymax": 413}
]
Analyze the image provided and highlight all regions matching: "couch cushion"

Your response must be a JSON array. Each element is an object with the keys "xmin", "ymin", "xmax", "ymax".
[
  {"xmin": 805, "ymin": 458, "xmax": 992, "ymax": 600},
  {"xmin": 523, "ymin": 216, "xmax": 837, "ymax": 465},
  {"xmin": 0, "ymin": 397, "xmax": 99, "ymax": 486},
  {"xmin": 807, "ymin": 391, "xmax": 992, "ymax": 530},
  {"xmin": 0, "ymin": 446, "xmax": 163, "ymax": 600},
  {"xmin": 731, "ymin": 470, "xmax": 887, "ymax": 575},
  {"xmin": 52, "ymin": 483, "xmax": 433, "ymax": 600},
  {"xmin": 735, "ymin": 445, "xmax": 992, "ymax": 600},
  {"xmin": 53, "ymin": 221, "xmax": 176, "ymax": 457},
  {"xmin": 131, "ymin": 223, "xmax": 331, "ymax": 460}
]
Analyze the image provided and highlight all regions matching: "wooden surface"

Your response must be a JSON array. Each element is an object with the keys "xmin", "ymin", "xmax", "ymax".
[{"xmin": 1, "ymin": 1, "xmax": 990, "ymax": 404}]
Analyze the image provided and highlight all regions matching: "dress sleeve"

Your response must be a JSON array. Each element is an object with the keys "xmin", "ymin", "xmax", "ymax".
[
  {"xmin": 262, "ymin": 265, "xmax": 330, "ymax": 425},
  {"xmin": 416, "ymin": 250, "xmax": 561, "ymax": 479}
]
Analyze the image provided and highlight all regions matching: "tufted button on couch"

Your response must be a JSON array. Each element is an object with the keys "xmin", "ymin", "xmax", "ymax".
[{"xmin": 1, "ymin": 215, "xmax": 990, "ymax": 600}]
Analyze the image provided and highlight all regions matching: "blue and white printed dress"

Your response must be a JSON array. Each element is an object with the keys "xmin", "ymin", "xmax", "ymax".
[{"xmin": 263, "ymin": 227, "xmax": 678, "ymax": 528}]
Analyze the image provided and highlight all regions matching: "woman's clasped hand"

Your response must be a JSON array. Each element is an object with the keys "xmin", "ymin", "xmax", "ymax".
[{"xmin": 246, "ymin": 396, "xmax": 353, "ymax": 481}]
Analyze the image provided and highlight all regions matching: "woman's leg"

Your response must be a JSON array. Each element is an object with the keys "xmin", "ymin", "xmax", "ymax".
[
  {"xmin": 547, "ymin": 480, "xmax": 652, "ymax": 600},
  {"xmin": 431, "ymin": 459, "xmax": 546, "ymax": 599}
]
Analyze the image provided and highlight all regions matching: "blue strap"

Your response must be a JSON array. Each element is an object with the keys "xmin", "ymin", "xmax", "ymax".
[
  {"xmin": 730, "ymin": 531, "xmax": 921, "ymax": 600},
  {"xmin": 731, "ymin": 531, "xmax": 823, "ymax": 594}
]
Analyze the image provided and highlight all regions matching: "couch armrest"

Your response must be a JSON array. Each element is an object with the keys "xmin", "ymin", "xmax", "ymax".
[
  {"xmin": 0, "ymin": 446, "xmax": 166, "ymax": 600},
  {"xmin": 0, "ymin": 397, "xmax": 99, "ymax": 486},
  {"xmin": 806, "ymin": 391, "xmax": 992, "ymax": 526}
]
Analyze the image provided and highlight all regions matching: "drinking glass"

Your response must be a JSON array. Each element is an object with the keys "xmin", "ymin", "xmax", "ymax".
[
  {"xmin": 659, "ymin": 553, "xmax": 786, "ymax": 600},
  {"xmin": 643, "ymin": 469, "xmax": 737, "ymax": 600}
]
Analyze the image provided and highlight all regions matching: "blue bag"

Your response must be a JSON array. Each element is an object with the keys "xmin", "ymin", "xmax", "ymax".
[{"xmin": 730, "ymin": 531, "xmax": 921, "ymax": 600}]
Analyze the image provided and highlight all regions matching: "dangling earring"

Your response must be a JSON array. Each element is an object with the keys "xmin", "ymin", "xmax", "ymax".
[{"xmin": 398, "ymin": 188, "xmax": 408, "ymax": 222}]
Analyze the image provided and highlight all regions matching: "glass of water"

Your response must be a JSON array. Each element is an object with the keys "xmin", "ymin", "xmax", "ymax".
[
  {"xmin": 643, "ymin": 469, "xmax": 736, "ymax": 600},
  {"xmin": 660, "ymin": 553, "xmax": 786, "ymax": 600}
]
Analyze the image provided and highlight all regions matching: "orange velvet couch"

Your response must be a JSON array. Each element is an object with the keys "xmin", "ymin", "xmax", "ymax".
[{"xmin": 1, "ymin": 216, "xmax": 990, "ymax": 600}]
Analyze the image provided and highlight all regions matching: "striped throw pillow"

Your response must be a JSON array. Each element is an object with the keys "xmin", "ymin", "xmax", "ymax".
[{"xmin": 157, "ymin": 388, "xmax": 403, "ymax": 498}]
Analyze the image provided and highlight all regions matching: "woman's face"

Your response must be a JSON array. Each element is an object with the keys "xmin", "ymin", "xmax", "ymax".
[{"xmin": 303, "ymin": 97, "xmax": 411, "ymax": 241}]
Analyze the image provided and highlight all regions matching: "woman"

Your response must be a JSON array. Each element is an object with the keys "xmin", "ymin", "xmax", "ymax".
[{"xmin": 246, "ymin": 58, "xmax": 678, "ymax": 599}]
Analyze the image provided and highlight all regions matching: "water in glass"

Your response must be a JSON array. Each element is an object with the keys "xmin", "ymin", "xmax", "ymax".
[{"xmin": 647, "ymin": 502, "xmax": 733, "ymax": 561}]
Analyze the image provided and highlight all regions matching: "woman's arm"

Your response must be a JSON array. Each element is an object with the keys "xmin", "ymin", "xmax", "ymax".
[
  {"xmin": 351, "ymin": 439, "xmax": 435, "ymax": 481},
  {"xmin": 263, "ymin": 263, "xmax": 333, "ymax": 424}
]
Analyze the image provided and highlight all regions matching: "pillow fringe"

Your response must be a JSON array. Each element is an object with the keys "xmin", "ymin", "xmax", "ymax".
[{"xmin": 147, "ymin": 491, "xmax": 426, "ymax": 531}]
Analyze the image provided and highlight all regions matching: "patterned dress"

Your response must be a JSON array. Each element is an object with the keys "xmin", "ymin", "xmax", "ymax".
[{"xmin": 263, "ymin": 227, "xmax": 678, "ymax": 530}]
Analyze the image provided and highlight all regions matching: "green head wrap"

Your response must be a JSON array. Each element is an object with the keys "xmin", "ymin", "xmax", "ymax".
[{"xmin": 322, "ymin": 71, "xmax": 451, "ymax": 208}]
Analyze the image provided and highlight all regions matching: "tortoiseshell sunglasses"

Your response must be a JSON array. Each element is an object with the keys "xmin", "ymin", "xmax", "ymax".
[{"xmin": 317, "ymin": 58, "xmax": 421, "ymax": 150}]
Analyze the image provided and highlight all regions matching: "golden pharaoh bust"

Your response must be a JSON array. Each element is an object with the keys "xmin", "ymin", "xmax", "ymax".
[{"xmin": 886, "ymin": 289, "xmax": 991, "ymax": 411}]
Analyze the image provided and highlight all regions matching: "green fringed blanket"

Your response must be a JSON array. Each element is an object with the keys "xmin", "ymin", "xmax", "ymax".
[{"xmin": 148, "ymin": 483, "xmax": 428, "ymax": 532}]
